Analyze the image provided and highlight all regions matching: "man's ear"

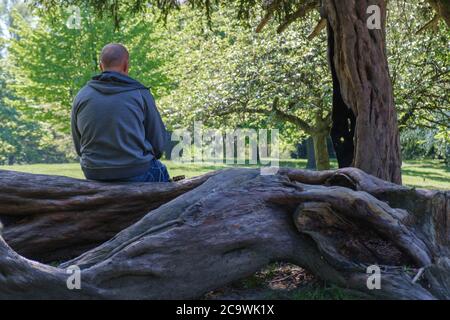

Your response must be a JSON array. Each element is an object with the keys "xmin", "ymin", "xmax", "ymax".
[{"xmin": 99, "ymin": 63, "xmax": 104, "ymax": 72}]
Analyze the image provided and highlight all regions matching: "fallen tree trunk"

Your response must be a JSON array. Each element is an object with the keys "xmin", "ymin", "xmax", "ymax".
[
  {"xmin": 0, "ymin": 168, "xmax": 449, "ymax": 299},
  {"xmin": 0, "ymin": 170, "xmax": 213, "ymax": 262}
]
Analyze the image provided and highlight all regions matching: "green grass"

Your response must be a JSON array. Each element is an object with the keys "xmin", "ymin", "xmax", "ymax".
[
  {"xmin": 287, "ymin": 284, "xmax": 368, "ymax": 300},
  {"xmin": 0, "ymin": 159, "xmax": 448, "ymax": 190},
  {"xmin": 0, "ymin": 159, "xmax": 317, "ymax": 180},
  {"xmin": 401, "ymin": 160, "xmax": 450, "ymax": 190}
]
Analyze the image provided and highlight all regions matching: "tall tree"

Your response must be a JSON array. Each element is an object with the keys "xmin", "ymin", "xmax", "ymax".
[
  {"xmin": 0, "ymin": 1, "xmax": 70, "ymax": 165},
  {"xmin": 7, "ymin": 5, "xmax": 169, "ymax": 133},
  {"xmin": 387, "ymin": 1, "xmax": 449, "ymax": 133},
  {"xmin": 161, "ymin": 8, "xmax": 333, "ymax": 170},
  {"xmin": 324, "ymin": 0, "xmax": 401, "ymax": 183},
  {"xmin": 28, "ymin": 0, "xmax": 450, "ymax": 183}
]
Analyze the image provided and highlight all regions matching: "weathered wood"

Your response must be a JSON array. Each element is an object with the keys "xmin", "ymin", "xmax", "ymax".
[
  {"xmin": 0, "ymin": 170, "xmax": 213, "ymax": 262},
  {"xmin": 0, "ymin": 168, "xmax": 449, "ymax": 299}
]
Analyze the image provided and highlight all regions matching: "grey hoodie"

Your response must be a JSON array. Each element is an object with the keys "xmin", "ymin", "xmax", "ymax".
[{"xmin": 71, "ymin": 71, "xmax": 168, "ymax": 181}]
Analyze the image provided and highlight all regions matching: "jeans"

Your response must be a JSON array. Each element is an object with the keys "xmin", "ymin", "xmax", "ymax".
[{"xmin": 121, "ymin": 159, "xmax": 170, "ymax": 183}]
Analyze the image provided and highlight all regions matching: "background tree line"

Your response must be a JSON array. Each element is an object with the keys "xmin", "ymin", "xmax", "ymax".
[{"xmin": 0, "ymin": 0, "xmax": 448, "ymax": 168}]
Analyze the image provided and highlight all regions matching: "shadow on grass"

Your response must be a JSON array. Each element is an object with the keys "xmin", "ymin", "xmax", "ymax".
[
  {"xmin": 402, "ymin": 169, "xmax": 450, "ymax": 184},
  {"xmin": 404, "ymin": 160, "xmax": 450, "ymax": 172}
]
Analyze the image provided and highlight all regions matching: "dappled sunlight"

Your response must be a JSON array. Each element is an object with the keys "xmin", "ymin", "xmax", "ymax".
[{"xmin": 1, "ymin": 160, "xmax": 448, "ymax": 190}]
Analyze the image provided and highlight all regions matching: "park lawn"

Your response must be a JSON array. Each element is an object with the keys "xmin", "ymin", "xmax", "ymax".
[
  {"xmin": 401, "ymin": 160, "xmax": 450, "ymax": 190},
  {"xmin": 1, "ymin": 159, "xmax": 448, "ymax": 190}
]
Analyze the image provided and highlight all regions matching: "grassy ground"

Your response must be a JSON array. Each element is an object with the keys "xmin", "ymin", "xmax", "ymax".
[
  {"xmin": 1, "ymin": 159, "xmax": 449, "ymax": 189},
  {"xmin": 401, "ymin": 160, "xmax": 450, "ymax": 190},
  {"xmin": 0, "ymin": 159, "xmax": 448, "ymax": 300}
]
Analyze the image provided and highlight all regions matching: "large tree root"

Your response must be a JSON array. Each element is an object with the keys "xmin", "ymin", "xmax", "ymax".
[
  {"xmin": 0, "ymin": 170, "xmax": 212, "ymax": 262},
  {"xmin": 0, "ymin": 168, "xmax": 448, "ymax": 299}
]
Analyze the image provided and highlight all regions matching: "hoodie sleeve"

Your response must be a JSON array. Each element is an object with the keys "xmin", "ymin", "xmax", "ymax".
[
  {"xmin": 141, "ymin": 90, "xmax": 168, "ymax": 159},
  {"xmin": 71, "ymin": 98, "xmax": 82, "ymax": 158}
]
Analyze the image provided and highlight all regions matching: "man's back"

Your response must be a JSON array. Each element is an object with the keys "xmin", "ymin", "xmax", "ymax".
[{"xmin": 71, "ymin": 71, "xmax": 168, "ymax": 181}]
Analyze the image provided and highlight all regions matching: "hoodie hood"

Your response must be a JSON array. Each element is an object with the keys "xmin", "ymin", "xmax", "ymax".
[{"xmin": 88, "ymin": 71, "xmax": 148, "ymax": 95}]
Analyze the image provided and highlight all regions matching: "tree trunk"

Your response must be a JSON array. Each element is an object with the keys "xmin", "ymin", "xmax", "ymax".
[
  {"xmin": 312, "ymin": 133, "xmax": 330, "ymax": 171},
  {"xmin": 7, "ymin": 155, "xmax": 15, "ymax": 166},
  {"xmin": 428, "ymin": 0, "xmax": 450, "ymax": 27},
  {"xmin": 324, "ymin": 0, "xmax": 402, "ymax": 184},
  {"xmin": 0, "ymin": 170, "xmax": 213, "ymax": 262},
  {"xmin": 0, "ymin": 168, "xmax": 449, "ymax": 300},
  {"xmin": 306, "ymin": 137, "xmax": 316, "ymax": 170},
  {"xmin": 312, "ymin": 111, "xmax": 331, "ymax": 171},
  {"xmin": 328, "ymin": 22, "xmax": 356, "ymax": 169}
]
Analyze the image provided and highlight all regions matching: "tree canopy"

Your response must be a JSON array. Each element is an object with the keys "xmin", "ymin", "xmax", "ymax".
[
  {"xmin": 0, "ymin": 0, "xmax": 448, "ymax": 166},
  {"xmin": 30, "ymin": 0, "xmax": 450, "ymax": 31}
]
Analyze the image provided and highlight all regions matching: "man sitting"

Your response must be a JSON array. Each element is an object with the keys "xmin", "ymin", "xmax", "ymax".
[{"xmin": 71, "ymin": 43, "xmax": 170, "ymax": 182}]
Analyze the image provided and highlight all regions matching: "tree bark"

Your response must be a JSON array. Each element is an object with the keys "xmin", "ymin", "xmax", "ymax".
[
  {"xmin": 0, "ymin": 170, "xmax": 213, "ymax": 262},
  {"xmin": 0, "ymin": 168, "xmax": 449, "ymax": 300},
  {"xmin": 328, "ymin": 20, "xmax": 356, "ymax": 169},
  {"xmin": 428, "ymin": 0, "xmax": 450, "ymax": 27},
  {"xmin": 311, "ymin": 111, "xmax": 331, "ymax": 171},
  {"xmin": 306, "ymin": 137, "xmax": 316, "ymax": 169},
  {"xmin": 324, "ymin": 0, "xmax": 402, "ymax": 184},
  {"xmin": 312, "ymin": 134, "xmax": 330, "ymax": 171}
]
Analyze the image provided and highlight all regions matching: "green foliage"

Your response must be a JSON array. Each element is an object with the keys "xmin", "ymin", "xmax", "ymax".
[
  {"xmin": 1, "ymin": 2, "xmax": 171, "ymax": 163},
  {"xmin": 160, "ymin": 7, "xmax": 331, "ymax": 154},
  {"xmin": 30, "ymin": 0, "xmax": 311, "ymax": 29},
  {"xmin": 7, "ymin": 5, "xmax": 169, "ymax": 133},
  {"xmin": 1, "ymin": 0, "xmax": 448, "ymax": 165},
  {"xmin": 0, "ymin": 1, "xmax": 75, "ymax": 164},
  {"xmin": 401, "ymin": 128, "xmax": 448, "ymax": 162},
  {"xmin": 0, "ymin": 58, "xmax": 70, "ymax": 164},
  {"xmin": 387, "ymin": 0, "xmax": 450, "ymax": 160},
  {"xmin": 159, "ymin": 2, "xmax": 449, "ymax": 160}
]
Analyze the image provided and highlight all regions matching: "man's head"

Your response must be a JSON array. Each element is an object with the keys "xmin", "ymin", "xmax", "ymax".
[{"xmin": 99, "ymin": 43, "xmax": 130, "ymax": 75}]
